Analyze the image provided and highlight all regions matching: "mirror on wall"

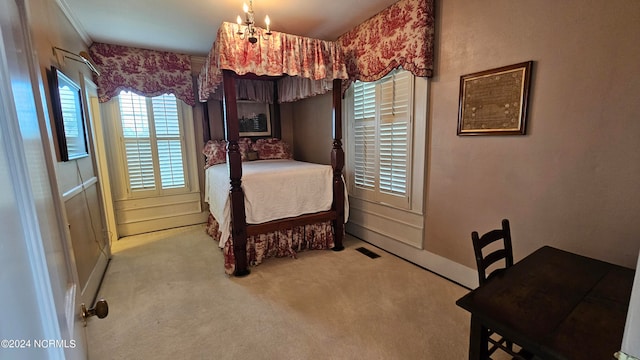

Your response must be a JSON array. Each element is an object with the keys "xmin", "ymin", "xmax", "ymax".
[{"xmin": 47, "ymin": 66, "xmax": 88, "ymax": 161}]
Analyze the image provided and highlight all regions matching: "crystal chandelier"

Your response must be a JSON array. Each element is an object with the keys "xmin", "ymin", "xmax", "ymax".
[{"xmin": 236, "ymin": 1, "xmax": 272, "ymax": 44}]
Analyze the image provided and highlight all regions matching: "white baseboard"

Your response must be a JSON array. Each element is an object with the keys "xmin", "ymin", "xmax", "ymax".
[
  {"xmin": 347, "ymin": 223, "xmax": 478, "ymax": 289},
  {"xmin": 117, "ymin": 211, "xmax": 208, "ymax": 237}
]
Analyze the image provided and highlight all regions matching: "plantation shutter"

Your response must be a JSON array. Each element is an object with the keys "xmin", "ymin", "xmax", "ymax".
[
  {"xmin": 348, "ymin": 68, "xmax": 414, "ymax": 209},
  {"xmin": 378, "ymin": 71, "xmax": 412, "ymax": 197},
  {"xmin": 152, "ymin": 94, "xmax": 185, "ymax": 189},
  {"xmin": 119, "ymin": 92, "xmax": 155, "ymax": 191},
  {"xmin": 118, "ymin": 91, "xmax": 186, "ymax": 193},
  {"xmin": 353, "ymin": 81, "xmax": 377, "ymax": 190}
]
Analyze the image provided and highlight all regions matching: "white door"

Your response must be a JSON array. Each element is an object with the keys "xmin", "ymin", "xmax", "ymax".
[{"xmin": 0, "ymin": 0, "xmax": 87, "ymax": 358}]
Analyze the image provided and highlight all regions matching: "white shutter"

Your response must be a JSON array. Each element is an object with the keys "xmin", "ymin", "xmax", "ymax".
[
  {"xmin": 124, "ymin": 139, "xmax": 155, "ymax": 190},
  {"xmin": 348, "ymin": 68, "xmax": 414, "ymax": 209},
  {"xmin": 119, "ymin": 92, "xmax": 155, "ymax": 191},
  {"xmin": 152, "ymin": 94, "xmax": 185, "ymax": 189},
  {"xmin": 117, "ymin": 91, "xmax": 187, "ymax": 193},
  {"xmin": 119, "ymin": 92, "xmax": 150, "ymax": 138},
  {"xmin": 156, "ymin": 140, "xmax": 184, "ymax": 188},
  {"xmin": 353, "ymin": 81, "xmax": 376, "ymax": 190},
  {"xmin": 378, "ymin": 71, "xmax": 412, "ymax": 197}
]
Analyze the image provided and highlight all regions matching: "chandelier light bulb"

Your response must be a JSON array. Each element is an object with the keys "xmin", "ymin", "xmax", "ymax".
[{"xmin": 236, "ymin": 0, "xmax": 271, "ymax": 44}]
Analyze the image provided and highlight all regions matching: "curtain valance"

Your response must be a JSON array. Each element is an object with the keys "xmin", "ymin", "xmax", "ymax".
[
  {"xmin": 208, "ymin": 78, "xmax": 275, "ymax": 104},
  {"xmin": 338, "ymin": 0, "xmax": 434, "ymax": 82},
  {"xmin": 89, "ymin": 42, "xmax": 196, "ymax": 106},
  {"xmin": 198, "ymin": 22, "xmax": 348, "ymax": 102},
  {"xmin": 204, "ymin": 76, "xmax": 332, "ymax": 104},
  {"xmin": 278, "ymin": 76, "xmax": 334, "ymax": 103}
]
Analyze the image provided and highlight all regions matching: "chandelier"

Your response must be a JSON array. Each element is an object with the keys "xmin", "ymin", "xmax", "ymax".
[{"xmin": 236, "ymin": 1, "xmax": 272, "ymax": 43}]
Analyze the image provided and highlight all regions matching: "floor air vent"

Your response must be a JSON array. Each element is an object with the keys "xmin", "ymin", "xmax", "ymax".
[{"xmin": 355, "ymin": 247, "xmax": 381, "ymax": 259}]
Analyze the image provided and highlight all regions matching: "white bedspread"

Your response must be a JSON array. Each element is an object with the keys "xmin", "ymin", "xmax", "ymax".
[{"xmin": 205, "ymin": 159, "xmax": 345, "ymax": 247}]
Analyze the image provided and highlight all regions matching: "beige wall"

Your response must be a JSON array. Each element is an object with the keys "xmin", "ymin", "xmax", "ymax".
[
  {"xmin": 293, "ymin": 0, "xmax": 640, "ymax": 274},
  {"xmin": 429, "ymin": 0, "xmax": 640, "ymax": 269},
  {"xmin": 30, "ymin": 0, "xmax": 96, "ymax": 188},
  {"xmin": 28, "ymin": 0, "xmax": 108, "ymax": 291},
  {"xmin": 280, "ymin": 102, "xmax": 295, "ymax": 148},
  {"xmin": 289, "ymin": 93, "xmax": 333, "ymax": 165}
]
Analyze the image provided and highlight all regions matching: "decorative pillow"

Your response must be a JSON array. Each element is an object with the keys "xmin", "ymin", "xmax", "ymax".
[
  {"xmin": 202, "ymin": 139, "xmax": 226, "ymax": 168},
  {"xmin": 254, "ymin": 138, "xmax": 293, "ymax": 160},
  {"xmin": 238, "ymin": 137, "xmax": 254, "ymax": 161}
]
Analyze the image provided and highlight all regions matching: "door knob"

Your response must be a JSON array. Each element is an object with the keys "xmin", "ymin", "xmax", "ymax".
[{"xmin": 81, "ymin": 299, "xmax": 109, "ymax": 326}]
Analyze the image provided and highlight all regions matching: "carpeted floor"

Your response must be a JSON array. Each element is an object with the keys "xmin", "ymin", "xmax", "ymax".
[{"xmin": 86, "ymin": 224, "xmax": 486, "ymax": 359}]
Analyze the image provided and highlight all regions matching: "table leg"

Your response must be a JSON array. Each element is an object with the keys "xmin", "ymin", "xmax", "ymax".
[{"xmin": 469, "ymin": 315, "xmax": 489, "ymax": 360}]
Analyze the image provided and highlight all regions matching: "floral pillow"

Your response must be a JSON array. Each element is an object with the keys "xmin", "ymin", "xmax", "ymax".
[
  {"xmin": 220, "ymin": 138, "xmax": 254, "ymax": 161},
  {"xmin": 254, "ymin": 138, "xmax": 293, "ymax": 160},
  {"xmin": 203, "ymin": 138, "xmax": 256, "ymax": 166},
  {"xmin": 202, "ymin": 139, "xmax": 226, "ymax": 168}
]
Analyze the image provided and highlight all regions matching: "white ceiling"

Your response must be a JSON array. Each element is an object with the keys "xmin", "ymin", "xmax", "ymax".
[{"xmin": 59, "ymin": 0, "xmax": 400, "ymax": 56}]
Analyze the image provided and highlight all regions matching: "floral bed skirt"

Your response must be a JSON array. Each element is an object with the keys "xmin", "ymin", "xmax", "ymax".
[{"xmin": 206, "ymin": 214, "xmax": 335, "ymax": 274}]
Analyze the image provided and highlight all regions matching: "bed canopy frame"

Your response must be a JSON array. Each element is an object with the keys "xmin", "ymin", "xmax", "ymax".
[
  {"xmin": 200, "ymin": 0, "xmax": 434, "ymax": 276},
  {"xmin": 199, "ymin": 22, "xmax": 349, "ymax": 276}
]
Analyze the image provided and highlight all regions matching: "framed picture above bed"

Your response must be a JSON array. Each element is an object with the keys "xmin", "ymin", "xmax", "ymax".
[
  {"xmin": 237, "ymin": 100, "xmax": 271, "ymax": 137},
  {"xmin": 47, "ymin": 66, "xmax": 89, "ymax": 161},
  {"xmin": 457, "ymin": 61, "xmax": 533, "ymax": 136}
]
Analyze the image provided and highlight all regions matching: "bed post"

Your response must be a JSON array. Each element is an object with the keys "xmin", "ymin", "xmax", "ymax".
[
  {"xmin": 331, "ymin": 78, "xmax": 345, "ymax": 251},
  {"xmin": 202, "ymin": 102, "xmax": 211, "ymax": 142},
  {"xmin": 223, "ymin": 70, "xmax": 250, "ymax": 276}
]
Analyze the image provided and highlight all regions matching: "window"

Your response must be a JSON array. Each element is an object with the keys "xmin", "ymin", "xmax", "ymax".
[
  {"xmin": 349, "ymin": 68, "xmax": 414, "ymax": 209},
  {"xmin": 117, "ymin": 91, "xmax": 186, "ymax": 194}
]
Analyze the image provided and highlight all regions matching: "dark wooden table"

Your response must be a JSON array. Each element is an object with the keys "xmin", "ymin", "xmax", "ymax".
[{"xmin": 456, "ymin": 246, "xmax": 635, "ymax": 360}]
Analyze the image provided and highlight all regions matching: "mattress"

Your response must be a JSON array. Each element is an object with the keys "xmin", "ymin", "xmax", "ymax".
[{"xmin": 204, "ymin": 159, "xmax": 337, "ymax": 247}]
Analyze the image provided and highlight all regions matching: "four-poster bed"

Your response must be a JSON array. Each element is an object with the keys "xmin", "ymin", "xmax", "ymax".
[
  {"xmin": 199, "ymin": 22, "xmax": 349, "ymax": 276},
  {"xmin": 198, "ymin": 0, "xmax": 434, "ymax": 276}
]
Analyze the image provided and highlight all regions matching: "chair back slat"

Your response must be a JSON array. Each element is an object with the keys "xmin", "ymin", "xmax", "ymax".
[
  {"xmin": 483, "ymin": 249, "xmax": 509, "ymax": 269},
  {"xmin": 476, "ymin": 229, "xmax": 506, "ymax": 247},
  {"xmin": 472, "ymin": 219, "xmax": 514, "ymax": 285}
]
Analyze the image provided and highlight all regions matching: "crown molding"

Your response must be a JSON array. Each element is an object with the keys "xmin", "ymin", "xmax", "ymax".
[
  {"xmin": 54, "ymin": 0, "xmax": 92, "ymax": 46},
  {"xmin": 190, "ymin": 55, "xmax": 206, "ymax": 75}
]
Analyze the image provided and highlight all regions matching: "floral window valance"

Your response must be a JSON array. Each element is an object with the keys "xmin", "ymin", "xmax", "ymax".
[
  {"xmin": 89, "ymin": 42, "xmax": 196, "ymax": 106},
  {"xmin": 338, "ymin": 0, "xmax": 434, "ymax": 82},
  {"xmin": 198, "ymin": 22, "xmax": 348, "ymax": 102}
]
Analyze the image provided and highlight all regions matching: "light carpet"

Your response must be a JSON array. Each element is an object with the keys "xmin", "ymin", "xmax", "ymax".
[{"xmin": 86, "ymin": 224, "xmax": 484, "ymax": 359}]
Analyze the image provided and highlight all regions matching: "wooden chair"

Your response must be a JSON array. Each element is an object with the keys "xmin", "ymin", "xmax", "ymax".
[
  {"xmin": 471, "ymin": 219, "xmax": 533, "ymax": 360},
  {"xmin": 472, "ymin": 218, "xmax": 514, "ymax": 286}
]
